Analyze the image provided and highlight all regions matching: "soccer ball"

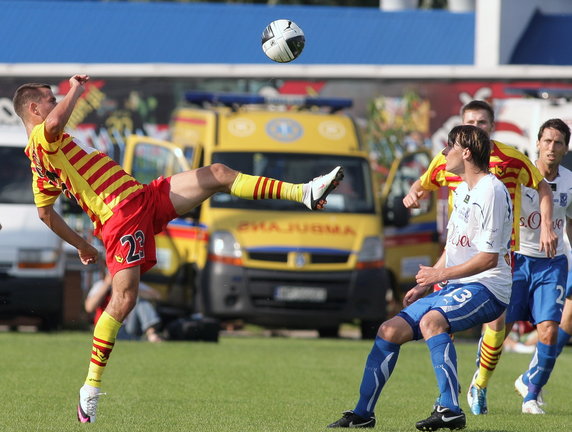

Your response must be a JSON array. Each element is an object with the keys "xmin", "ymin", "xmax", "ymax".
[{"xmin": 261, "ymin": 19, "xmax": 305, "ymax": 63}]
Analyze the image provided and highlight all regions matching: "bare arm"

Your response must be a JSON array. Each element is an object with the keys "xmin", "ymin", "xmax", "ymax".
[
  {"xmin": 138, "ymin": 282, "xmax": 162, "ymax": 301},
  {"xmin": 537, "ymin": 179, "xmax": 557, "ymax": 257},
  {"xmin": 415, "ymin": 251, "xmax": 498, "ymax": 287},
  {"xmin": 37, "ymin": 204, "xmax": 98, "ymax": 265},
  {"xmin": 403, "ymin": 179, "xmax": 431, "ymax": 209},
  {"xmin": 432, "ymin": 249, "xmax": 446, "ymax": 270},
  {"xmin": 402, "ymin": 249, "xmax": 446, "ymax": 307},
  {"xmin": 44, "ymin": 75, "xmax": 89, "ymax": 142}
]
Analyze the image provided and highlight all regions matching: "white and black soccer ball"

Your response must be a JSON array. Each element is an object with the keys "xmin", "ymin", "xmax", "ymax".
[{"xmin": 261, "ymin": 19, "xmax": 305, "ymax": 63}]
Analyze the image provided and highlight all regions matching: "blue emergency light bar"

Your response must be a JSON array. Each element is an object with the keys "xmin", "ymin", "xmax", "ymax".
[
  {"xmin": 504, "ymin": 86, "xmax": 572, "ymax": 99},
  {"xmin": 185, "ymin": 91, "xmax": 353, "ymax": 112}
]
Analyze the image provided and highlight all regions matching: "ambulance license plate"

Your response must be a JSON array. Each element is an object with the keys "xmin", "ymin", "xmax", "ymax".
[{"xmin": 274, "ymin": 286, "xmax": 327, "ymax": 302}]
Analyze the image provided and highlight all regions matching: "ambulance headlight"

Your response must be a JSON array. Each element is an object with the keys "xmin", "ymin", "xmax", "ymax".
[
  {"xmin": 208, "ymin": 231, "xmax": 243, "ymax": 266},
  {"xmin": 356, "ymin": 236, "xmax": 384, "ymax": 269}
]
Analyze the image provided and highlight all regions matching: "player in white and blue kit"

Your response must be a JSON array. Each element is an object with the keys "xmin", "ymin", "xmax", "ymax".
[
  {"xmin": 327, "ymin": 125, "xmax": 512, "ymax": 431},
  {"xmin": 510, "ymin": 118, "xmax": 572, "ymax": 414},
  {"xmin": 559, "ymin": 224, "xmax": 572, "ymax": 354}
]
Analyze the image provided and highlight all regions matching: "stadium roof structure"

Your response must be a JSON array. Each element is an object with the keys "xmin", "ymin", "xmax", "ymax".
[{"xmin": 0, "ymin": 0, "xmax": 571, "ymax": 79}]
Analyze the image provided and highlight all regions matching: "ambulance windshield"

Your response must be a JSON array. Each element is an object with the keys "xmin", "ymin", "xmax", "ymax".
[{"xmin": 211, "ymin": 152, "xmax": 375, "ymax": 214}]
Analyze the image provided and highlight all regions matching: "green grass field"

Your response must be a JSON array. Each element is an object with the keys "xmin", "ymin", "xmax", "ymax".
[{"xmin": 0, "ymin": 331, "xmax": 570, "ymax": 431}]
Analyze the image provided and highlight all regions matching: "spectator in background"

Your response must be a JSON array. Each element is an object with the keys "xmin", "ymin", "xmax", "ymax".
[{"xmin": 85, "ymin": 271, "xmax": 163, "ymax": 343}]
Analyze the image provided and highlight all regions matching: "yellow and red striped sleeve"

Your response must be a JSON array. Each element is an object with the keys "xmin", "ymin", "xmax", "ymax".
[
  {"xmin": 27, "ymin": 123, "xmax": 143, "ymax": 232},
  {"xmin": 490, "ymin": 141, "xmax": 544, "ymax": 249},
  {"xmin": 419, "ymin": 152, "xmax": 462, "ymax": 192}
]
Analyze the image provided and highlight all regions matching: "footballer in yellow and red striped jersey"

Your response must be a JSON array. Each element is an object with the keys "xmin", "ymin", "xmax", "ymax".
[{"xmin": 420, "ymin": 139, "xmax": 543, "ymax": 250}]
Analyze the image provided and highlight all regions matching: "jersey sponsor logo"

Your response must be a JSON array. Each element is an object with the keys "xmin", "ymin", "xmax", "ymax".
[
  {"xmin": 520, "ymin": 211, "xmax": 541, "ymax": 230},
  {"xmin": 559, "ymin": 193, "xmax": 567, "ymax": 207},
  {"xmin": 31, "ymin": 147, "xmax": 76, "ymax": 200},
  {"xmin": 520, "ymin": 211, "xmax": 564, "ymax": 231},
  {"xmin": 449, "ymin": 234, "xmax": 471, "ymax": 248},
  {"xmin": 458, "ymin": 206, "xmax": 470, "ymax": 223},
  {"xmin": 31, "ymin": 150, "xmax": 46, "ymax": 178}
]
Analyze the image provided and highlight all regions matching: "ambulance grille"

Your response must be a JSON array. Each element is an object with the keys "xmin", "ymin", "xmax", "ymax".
[
  {"xmin": 310, "ymin": 254, "xmax": 349, "ymax": 264},
  {"xmin": 248, "ymin": 252, "xmax": 349, "ymax": 264},
  {"xmin": 248, "ymin": 252, "xmax": 288, "ymax": 262}
]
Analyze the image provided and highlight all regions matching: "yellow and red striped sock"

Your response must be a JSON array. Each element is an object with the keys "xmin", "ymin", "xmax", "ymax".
[
  {"xmin": 230, "ymin": 172, "xmax": 303, "ymax": 202},
  {"xmin": 84, "ymin": 311, "xmax": 121, "ymax": 388},
  {"xmin": 475, "ymin": 326, "xmax": 505, "ymax": 388}
]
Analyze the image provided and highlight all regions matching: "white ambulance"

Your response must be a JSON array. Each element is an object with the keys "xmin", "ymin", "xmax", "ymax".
[{"xmin": 0, "ymin": 125, "xmax": 65, "ymax": 329}]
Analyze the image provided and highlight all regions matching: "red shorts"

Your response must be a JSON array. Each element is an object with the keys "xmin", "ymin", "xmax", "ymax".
[{"xmin": 100, "ymin": 176, "xmax": 179, "ymax": 277}]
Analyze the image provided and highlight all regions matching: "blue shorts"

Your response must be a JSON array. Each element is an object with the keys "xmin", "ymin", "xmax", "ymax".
[
  {"xmin": 398, "ymin": 282, "xmax": 507, "ymax": 341},
  {"xmin": 567, "ymin": 268, "xmax": 572, "ymax": 298},
  {"xmin": 507, "ymin": 253, "xmax": 568, "ymax": 325}
]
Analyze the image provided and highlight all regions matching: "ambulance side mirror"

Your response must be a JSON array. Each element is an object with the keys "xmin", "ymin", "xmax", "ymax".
[{"xmin": 383, "ymin": 195, "xmax": 410, "ymax": 228}]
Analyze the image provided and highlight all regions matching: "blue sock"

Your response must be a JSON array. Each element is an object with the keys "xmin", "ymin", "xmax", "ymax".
[
  {"xmin": 525, "ymin": 342, "xmax": 557, "ymax": 402},
  {"xmin": 556, "ymin": 327, "xmax": 571, "ymax": 357},
  {"xmin": 427, "ymin": 333, "xmax": 460, "ymax": 413},
  {"xmin": 354, "ymin": 337, "xmax": 400, "ymax": 418}
]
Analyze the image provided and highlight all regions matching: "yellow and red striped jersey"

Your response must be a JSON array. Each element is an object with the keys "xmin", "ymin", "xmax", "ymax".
[
  {"xmin": 25, "ymin": 123, "xmax": 143, "ymax": 233},
  {"xmin": 419, "ymin": 140, "xmax": 544, "ymax": 249}
]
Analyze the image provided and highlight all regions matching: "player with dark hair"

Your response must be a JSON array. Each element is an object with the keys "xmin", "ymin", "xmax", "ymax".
[
  {"xmin": 511, "ymin": 118, "xmax": 572, "ymax": 413},
  {"xmin": 327, "ymin": 125, "xmax": 513, "ymax": 431},
  {"xmin": 13, "ymin": 75, "xmax": 343, "ymax": 423},
  {"xmin": 403, "ymin": 100, "xmax": 557, "ymax": 415}
]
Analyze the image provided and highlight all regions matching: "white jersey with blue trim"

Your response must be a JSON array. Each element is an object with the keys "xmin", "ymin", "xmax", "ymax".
[
  {"xmin": 517, "ymin": 165, "xmax": 572, "ymax": 258},
  {"xmin": 446, "ymin": 173, "xmax": 513, "ymax": 304}
]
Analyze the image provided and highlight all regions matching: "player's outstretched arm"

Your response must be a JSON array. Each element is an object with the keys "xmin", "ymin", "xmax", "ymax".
[
  {"xmin": 403, "ymin": 179, "xmax": 430, "ymax": 209},
  {"xmin": 44, "ymin": 74, "xmax": 89, "ymax": 142},
  {"xmin": 537, "ymin": 179, "xmax": 557, "ymax": 257},
  {"xmin": 37, "ymin": 204, "xmax": 98, "ymax": 265}
]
